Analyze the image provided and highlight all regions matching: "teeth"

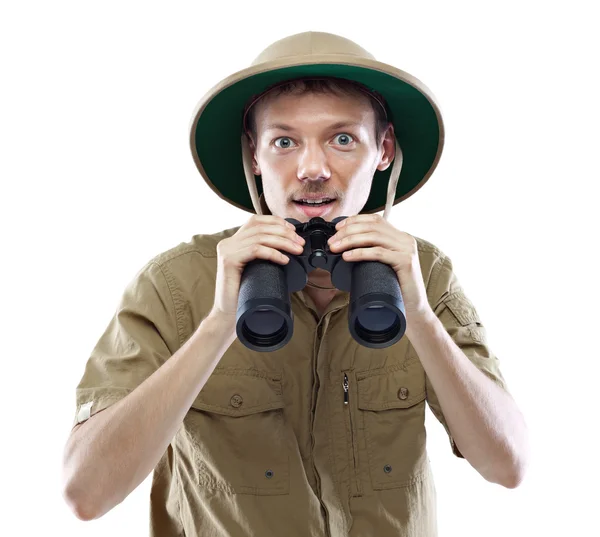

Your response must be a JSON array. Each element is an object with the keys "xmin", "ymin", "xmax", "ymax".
[{"xmin": 299, "ymin": 198, "xmax": 332, "ymax": 204}]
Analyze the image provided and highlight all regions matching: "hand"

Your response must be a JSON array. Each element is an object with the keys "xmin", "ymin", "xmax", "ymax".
[
  {"xmin": 210, "ymin": 215, "xmax": 305, "ymax": 321},
  {"xmin": 327, "ymin": 214, "xmax": 433, "ymax": 323}
]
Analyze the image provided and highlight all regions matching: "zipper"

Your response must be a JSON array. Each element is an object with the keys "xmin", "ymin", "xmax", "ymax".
[
  {"xmin": 308, "ymin": 307, "xmax": 349, "ymax": 536},
  {"xmin": 343, "ymin": 373, "xmax": 349, "ymax": 404},
  {"xmin": 343, "ymin": 372, "xmax": 362, "ymax": 495}
]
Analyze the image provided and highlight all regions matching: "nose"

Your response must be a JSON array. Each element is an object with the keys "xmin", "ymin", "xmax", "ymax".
[{"xmin": 297, "ymin": 140, "xmax": 331, "ymax": 183}]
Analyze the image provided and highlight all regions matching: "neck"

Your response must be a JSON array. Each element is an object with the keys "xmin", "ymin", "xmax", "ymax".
[{"xmin": 307, "ymin": 269, "xmax": 335, "ymax": 290}]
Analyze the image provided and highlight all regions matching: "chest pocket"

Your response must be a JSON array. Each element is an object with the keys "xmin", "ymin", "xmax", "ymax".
[
  {"xmin": 182, "ymin": 368, "xmax": 290, "ymax": 495},
  {"xmin": 356, "ymin": 359, "xmax": 428, "ymax": 490}
]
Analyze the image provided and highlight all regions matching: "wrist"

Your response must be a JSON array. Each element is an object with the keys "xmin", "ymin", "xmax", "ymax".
[
  {"xmin": 405, "ymin": 307, "xmax": 438, "ymax": 336},
  {"xmin": 204, "ymin": 309, "xmax": 237, "ymax": 336}
]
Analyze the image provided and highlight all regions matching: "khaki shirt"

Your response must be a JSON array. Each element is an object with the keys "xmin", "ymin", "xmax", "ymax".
[{"xmin": 73, "ymin": 225, "xmax": 509, "ymax": 536}]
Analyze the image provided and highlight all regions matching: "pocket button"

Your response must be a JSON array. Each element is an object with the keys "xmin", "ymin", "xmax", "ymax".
[
  {"xmin": 230, "ymin": 394, "xmax": 244, "ymax": 408},
  {"xmin": 397, "ymin": 387, "xmax": 409, "ymax": 400}
]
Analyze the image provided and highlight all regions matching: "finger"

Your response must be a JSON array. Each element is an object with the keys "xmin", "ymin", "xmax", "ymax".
[
  {"xmin": 341, "ymin": 246, "xmax": 399, "ymax": 268},
  {"xmin": 329, "ymin": 231, "xmax": 398, "ymax": 252},
  {"xmin": 329, "ymin": 221, "xmax": 389, "ymax": 244},
  {"xmin": 247, "ymin": 214, "xmax": 296, "ymax": 230},
  {"xmin": 241, "ymin": 224, "xmax": 305, "ymax": 245},
  {"xmin": 335, "ymin": 213, "xmax": 382, "ymax": 229},
  {"xmin": 239, "ymin": 234, "xmax": 304, "ymax": 257},
  {"xmin": 235, "ymin": 243, "xmax": 292, "ymax": 266}
]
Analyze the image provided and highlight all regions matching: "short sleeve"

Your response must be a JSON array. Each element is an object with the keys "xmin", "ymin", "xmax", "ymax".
[
  {"xmin": 425, "ymin": 253, "xmax": 510, "ymax": 459},
  {"xmin": 72, "ymin": 261, "xmax": 181, "ymax": 428}
]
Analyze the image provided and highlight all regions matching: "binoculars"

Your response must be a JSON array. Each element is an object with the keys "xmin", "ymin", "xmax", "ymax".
[{"xmin": 235, "ymin": 216, "xmax": 407, "ymax": 352}]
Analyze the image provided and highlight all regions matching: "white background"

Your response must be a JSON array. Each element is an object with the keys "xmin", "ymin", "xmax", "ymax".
[{"xmin": 1, "ymin": 1, "xmax": 598, "ymax": 535}]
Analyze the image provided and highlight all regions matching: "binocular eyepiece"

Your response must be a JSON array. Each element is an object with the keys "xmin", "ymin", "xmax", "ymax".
[{"xmin": 236, "ymin": 216, "xmax": 406, "ymax": 351}]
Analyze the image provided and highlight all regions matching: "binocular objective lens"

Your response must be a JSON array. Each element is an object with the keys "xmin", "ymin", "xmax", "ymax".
[
  {"xmin": 357, "ymin": 305, "xmax": 398, "ymax": 333},
  {"xmin": 244, "ymin": 309, "xmax": 285, "ymax": 336}
]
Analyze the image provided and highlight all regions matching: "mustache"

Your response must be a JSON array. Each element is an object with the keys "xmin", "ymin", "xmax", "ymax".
[{"xmin": 291, "ymin": 186, "xmax": 342, "ymax": 199}]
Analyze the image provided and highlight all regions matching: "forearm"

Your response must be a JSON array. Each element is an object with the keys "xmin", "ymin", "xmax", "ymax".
[
  {"xmin": 405, "ymin": 311, "xmax": 529, "ymax": 487},
  {"xmin": 62, "ymin": 312, "xmax": 237, "ymax": 520}
]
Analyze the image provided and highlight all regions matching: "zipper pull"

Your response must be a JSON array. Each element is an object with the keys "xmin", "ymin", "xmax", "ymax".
[{"xmin": 343, "ymin": 373, "xmax": 349, "ymax": 405}]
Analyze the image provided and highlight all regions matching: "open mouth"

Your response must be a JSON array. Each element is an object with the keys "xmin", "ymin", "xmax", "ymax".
[
  {"xmin": 292, "ymin": 198, "xmax": 337, "ymax": 218},
  {"xmin": 293, "ymin": 198, "xmax": 336, "ymax": 207}
]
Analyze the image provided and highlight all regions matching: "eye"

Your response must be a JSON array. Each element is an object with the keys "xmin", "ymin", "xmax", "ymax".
[
  {"xmin": 333, "ymin": 133, "xmax": 355, "ymax": 146},
  {"xmin": 274, "ymin": 137, "xmax": 296, "ymax": 149}
]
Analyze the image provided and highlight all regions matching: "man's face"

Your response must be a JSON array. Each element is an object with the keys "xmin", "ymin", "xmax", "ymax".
[{"xmin": 248, "ymin": 90, "xmax": 394, "ymax": 221}]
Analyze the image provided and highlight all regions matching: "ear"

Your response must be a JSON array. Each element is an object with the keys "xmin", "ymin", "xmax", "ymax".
[
  {"xmin": 376, "ymin": 123, "xmax": 396, "ymax": 172},
  {"xmin": 246, "ymin": 133, "xmax": 261, "ymax": 175}
]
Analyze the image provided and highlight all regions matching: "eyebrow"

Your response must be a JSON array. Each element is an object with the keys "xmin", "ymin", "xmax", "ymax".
[{"xmin": 263, "ymin": 121, "xmax": 362, "ymax": 132}]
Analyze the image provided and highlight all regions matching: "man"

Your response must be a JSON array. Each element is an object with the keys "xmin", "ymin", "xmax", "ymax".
[{"xmin": 62, "ymin": 31, "xmax": 529, "ymax": 536}]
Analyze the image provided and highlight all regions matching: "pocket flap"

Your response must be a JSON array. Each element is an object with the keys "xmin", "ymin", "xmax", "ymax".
[
  {"xmin": 356, "ymin": 366, "xmax": 425, "ymax": 410},
  {"xmin": 191, "ymin": 369, "xmax": 284, "ymax": 417}
]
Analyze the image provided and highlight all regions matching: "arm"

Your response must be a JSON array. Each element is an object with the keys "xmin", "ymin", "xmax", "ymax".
[
  {"xmin": 406, "ymin": 287, "xmax": 530, "ymax": 488},
  {"xmin": 406, "ymin": 312, "xmax": 529, "ymax": 487},
  {"xmin": 61, "ymin": 312, "xmax": 236, "ymax": 521}
]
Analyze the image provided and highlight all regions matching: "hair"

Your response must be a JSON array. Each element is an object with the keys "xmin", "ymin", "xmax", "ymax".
[{"xmin": 244, "ymin": 77, "xmax": 391, "ymax": 150}]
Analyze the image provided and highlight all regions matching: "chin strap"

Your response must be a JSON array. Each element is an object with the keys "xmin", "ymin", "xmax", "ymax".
[
  {"xmin": 241, "ymin": 134, "xmax": 403, "ymax": 221},
  {"xmin": 241, "ymin": 133, "xmax": 264, "ymax": 216},
  {"xmin": 382, "ymin": 137, "xmax": 403, "ymax": 221}
]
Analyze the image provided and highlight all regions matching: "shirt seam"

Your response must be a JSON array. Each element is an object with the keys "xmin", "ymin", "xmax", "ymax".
[
  {"xmin": 157, "ymin": 248, "xmax": 217, "ymax": 263},
  {"xmin": 427, "ymin": 251, "xmax": 447, "ymax": 308},
  {"xmin": 150, "ymin": 261, "xmax": 187, "ymax": 348}
]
